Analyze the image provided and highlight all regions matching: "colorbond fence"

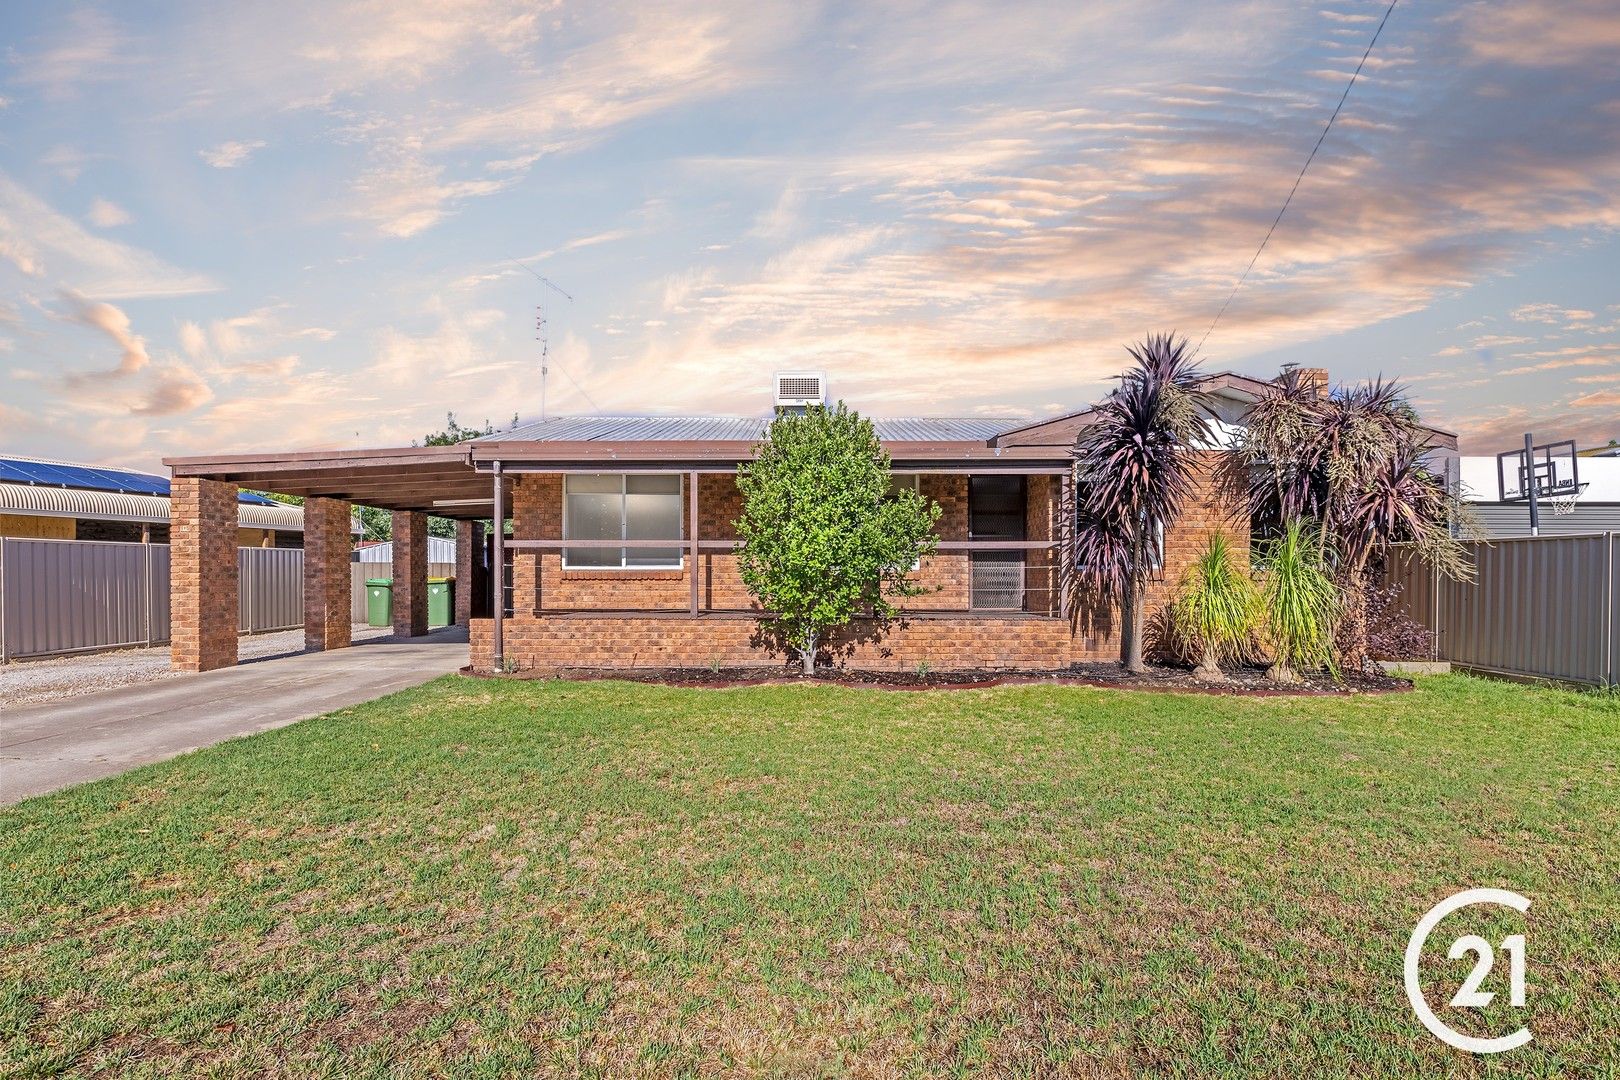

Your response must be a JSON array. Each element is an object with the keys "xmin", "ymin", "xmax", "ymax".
[
  {"xmin": 1382, "ymin": 533, "xmax": 1618, "ymax": 688},
  {"xmin": 347, "ymin": 562, "xmax": 454, "ymax": 624},
  {"xmin": 0, "ymin": 538, "xmax": 309, "ymax": 661}
]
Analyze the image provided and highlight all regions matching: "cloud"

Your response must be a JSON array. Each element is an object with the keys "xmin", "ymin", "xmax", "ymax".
[
  {"xmin": 1568, "ymin": 389, "xmax": 1620, "ymax": 409},
  {"xmin": 0, "ymin": 172, "xmax": 218, "ymax": 298},
  {"xmin": 1456, "ymin": 0, "xmax": 1620, "ymax": 68},
  {"xmin": 7, "ymin": 9, "xmax": 125, "ymax": 98},
  {"xmin": 199, "ymin": 140, "xmax": 267, "ymax": 168},
  {"xmin": 86, "ymin": 198, "xmax": 132, "ymax": 228},
  {"xmin": 132, "ymin": 364, "xmax": 214, "ymax": 416},
  {"xmin": 175, "ymin": 307, "xmax": 309, "ymax": 382},
  {"xmin": 57, "ymin": 291, "xmax": 150, "ymax": 380},
  {"xmin": 1510, "ymin": 302, "xmax": 1595, "ymax": 327},
  {"xmin": 350, "ymin": 144, "xmax": 516, "ymax": 237}
]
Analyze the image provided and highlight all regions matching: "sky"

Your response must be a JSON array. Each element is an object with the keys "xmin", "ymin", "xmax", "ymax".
[{"xmin": 1, "ymin": 0, "xmax": 1617, "ymax": 472}]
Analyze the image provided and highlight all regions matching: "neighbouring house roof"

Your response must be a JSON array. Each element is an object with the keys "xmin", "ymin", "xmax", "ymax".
[
  {"xmin": 0, "ymin": 453, "xmax": 282, "ymax": 506},
  {"xmin": 0, "ymin": 480, "xmax": 312, "ymax": 531},
  {"xmin": 989, "ymin": 371, "xmax": 1460, "ymax": 450},
  {"xmin": 485, "ymin": 415, "xmax": 1022, "ymax": 444}
]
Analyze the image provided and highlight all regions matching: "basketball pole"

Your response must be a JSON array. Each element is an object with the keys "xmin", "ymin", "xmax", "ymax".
[{"xmin": 1524, "ymin": 432, "xmax": 1540, "ymax": 537}]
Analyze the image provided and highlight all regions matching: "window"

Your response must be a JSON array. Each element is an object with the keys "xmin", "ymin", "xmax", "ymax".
[{"xmin": 563, "ymin": 473, "xmax": 683, "ymax": 569}]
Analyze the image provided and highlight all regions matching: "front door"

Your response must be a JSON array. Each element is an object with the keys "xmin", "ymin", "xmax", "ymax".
[{"xmin": 968, "ymin": 475, "xmax": 1026, "ymax": 610}]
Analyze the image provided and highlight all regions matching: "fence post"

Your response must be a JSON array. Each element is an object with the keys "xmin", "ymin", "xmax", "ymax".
[
  {"xmin": 1606, "ymin": 531, "xmax": 1616, "ymax": 688},
  {"xmin": 142, "ymin": 541, "xmax": 152, "ymax": 649},
  {"xmin": 0, "ymin": 539, "xmax": 8, "ymax": 665}
]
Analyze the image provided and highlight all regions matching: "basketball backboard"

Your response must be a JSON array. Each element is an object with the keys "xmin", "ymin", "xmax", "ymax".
[{"xmin": 1497, "ymin": 438, "xmax": 1580, "ymax": 502}]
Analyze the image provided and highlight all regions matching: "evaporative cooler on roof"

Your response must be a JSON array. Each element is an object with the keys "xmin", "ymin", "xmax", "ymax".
[{"xmin": 774, "ymin": 371, "xmax": 827, "ymax": 408}]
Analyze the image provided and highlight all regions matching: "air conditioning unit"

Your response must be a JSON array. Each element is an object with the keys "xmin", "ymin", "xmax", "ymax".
[{"xmin": 774, "ymin": 370, "xmax": 827, "ymax": 408}]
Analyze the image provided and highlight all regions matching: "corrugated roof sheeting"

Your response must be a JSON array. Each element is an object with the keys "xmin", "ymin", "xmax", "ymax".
[
  {"xmin": 0, "ymin": 481, "xmax": 314, "ymax": 531},
  {"xmin": 481, "ymin": 415, "xmax": 1020, "ymax": 445}
]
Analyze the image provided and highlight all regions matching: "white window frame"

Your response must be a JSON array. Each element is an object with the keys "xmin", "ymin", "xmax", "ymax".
[{"xmin": 561, "ymin": 473, "xmax": 684, "ymax": 570}]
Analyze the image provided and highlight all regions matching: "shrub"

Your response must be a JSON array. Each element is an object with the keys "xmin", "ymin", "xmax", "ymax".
[
  {"xmin": 1171, "ymin": 533, "xmax": 1260, "ymax": 681},
  {"xmin": 1358, "ymin": 582, "xmax": 1435, "ymax": 661},
  {"xmin": 1258, "ymin": 519, "xmax": 1339, "ymax": 684},
  {"xmin": 735, "ymin": 403, "xmax": 940, "ymax": 675}
]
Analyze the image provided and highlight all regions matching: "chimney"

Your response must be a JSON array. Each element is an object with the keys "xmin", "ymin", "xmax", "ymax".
[{"xmin": 1297, "ymin": 367, "xmax": 1329, "ymax": 398}]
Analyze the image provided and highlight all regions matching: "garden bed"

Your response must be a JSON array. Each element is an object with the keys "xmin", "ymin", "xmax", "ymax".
[{"xmin": 461, "ymin": 662, "xmax": 1411, "ymax": 694}]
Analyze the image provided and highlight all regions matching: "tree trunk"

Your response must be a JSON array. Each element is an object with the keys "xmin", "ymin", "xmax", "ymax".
[
  {"xmin": 801, "ymin": 631, "xmax": 818, "ymax": 677},
  {"xmin": 1267, "ymin": 661, "xmax": 1300, "ymax": 685},
  {"xmin": 1193, "ymin": 644, "xmax": 1224, "ymax": 682},
  {"xmin": 1338, "ymin": 565, "xmax": 1372, "ymax": 673},
  {"xmin": 1123, "ymin": 577, "xmax": 1146, "ymax": 674}
]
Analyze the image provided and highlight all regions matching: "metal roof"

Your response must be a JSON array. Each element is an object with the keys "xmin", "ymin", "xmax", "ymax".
[
  {"xmin": 0, "ymin": 453, "xmax": 280, "ymax": 505},
  {"xmin": 0, "ymin": 481, "xmax": 316, "ymax": 531},
  {"xmin": 480, "ymin": 415, "xmax": 1021, "ymax": 445}
]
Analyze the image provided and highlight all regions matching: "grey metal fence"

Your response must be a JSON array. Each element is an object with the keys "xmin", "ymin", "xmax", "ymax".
[
  {"xmin": 1382, "ymin": 533, "xmax": 1617, "ymax": 687},
  {"xmin": 240, "ymin": 547, "xmax": 304, "ymax": 635},
  {"xmin": 348, "ymin": 562, "xmax": 455, "ymax": 624},
  {"xmin": 0, "ymin": 538, "xmax": 307, "ymax": 661}
]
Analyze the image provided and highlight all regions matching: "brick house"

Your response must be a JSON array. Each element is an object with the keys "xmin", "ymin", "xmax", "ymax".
[{"xmin": 163, "ymin": 369, "xmax": 1456, "ymax": 674}]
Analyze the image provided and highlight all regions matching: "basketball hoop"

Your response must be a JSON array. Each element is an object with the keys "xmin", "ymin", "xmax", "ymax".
[{"xmin": 1548, "ymin": 482, "xmax": 1588, "ymax": 516}]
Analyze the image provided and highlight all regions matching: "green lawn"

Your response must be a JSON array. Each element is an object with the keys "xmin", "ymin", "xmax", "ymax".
[{"xmin": 3, "ymin": 675, "xmax": 1617, "ymax": 1077}]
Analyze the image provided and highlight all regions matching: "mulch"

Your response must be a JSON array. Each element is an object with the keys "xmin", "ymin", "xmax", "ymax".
[{"xmin": 460, "ymin": 662, "xmax": 1412, "ymax": 696}]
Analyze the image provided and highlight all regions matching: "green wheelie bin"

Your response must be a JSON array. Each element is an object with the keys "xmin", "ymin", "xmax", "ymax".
[{"xmin": 365, "ymin": 578, "xmax": 392, "ymax": 627}]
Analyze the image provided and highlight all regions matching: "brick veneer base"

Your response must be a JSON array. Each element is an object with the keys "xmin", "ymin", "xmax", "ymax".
[{"xmin": 470, "ymin": 614, "xmax": 1084, "ymax": 673}]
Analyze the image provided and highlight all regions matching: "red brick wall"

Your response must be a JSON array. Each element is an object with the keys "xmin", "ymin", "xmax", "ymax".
[
  {"xmin": 454, "ymin": 520, "xmax": 482, "ymax": 624},
  {"xmin": 469, "ymin": 459, "xmax": 1246, "ymax": 671},
  {"xmin": 470, "ymin": 614, "xmax": 1072, "ymax": 673},
  {"xmin": 1066, "ymin": 451, "xmax": 1249, "ymax": 662},
  {"xmin": 170, "ymin": 477, "xmax": 238, "ymax": 672},
  {"xmin": 507, "ymin": 473, "xmax": 980, "ymax": 613},
  {"xmin": 302, "ymin": 497, "xmax": 352, "ymax": 651},
  {"xmin": 391, "ymin": 510, "xmax": 429, "ymax": 636}
]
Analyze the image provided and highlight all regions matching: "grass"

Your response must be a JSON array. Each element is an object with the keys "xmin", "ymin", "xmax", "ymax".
[{"xmin": 2, "ymin": 674, "xmax": 1617, "ymax": 1077}]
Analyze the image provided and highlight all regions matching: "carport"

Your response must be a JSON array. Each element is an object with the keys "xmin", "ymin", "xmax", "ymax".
[{"xmin": 163, "ymin": 446, "xmax": 493, "ymax": 671}]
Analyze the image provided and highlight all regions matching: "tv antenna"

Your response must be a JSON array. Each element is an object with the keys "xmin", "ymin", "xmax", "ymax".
[{"xmin": 510, "ymin": 260, "xmax": 575, "ymax": 421}]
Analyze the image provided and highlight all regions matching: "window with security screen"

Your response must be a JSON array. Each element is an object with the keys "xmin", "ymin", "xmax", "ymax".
[{"xmin": 562, "ymin": 474, "xmax": 683, "ymax": 569}]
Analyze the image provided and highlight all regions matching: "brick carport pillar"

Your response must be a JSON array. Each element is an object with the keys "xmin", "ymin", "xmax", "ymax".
[
  {"xmin": 303, "ymin": 497, "xmax": 352, "ymax": 651},
  {"xmin": 170, "ymin": 477, "xmax": 239, "ymax": 672},
  {"xmin": 454, "ymin": 519, "xmax": 483, "ymax": 625},
  {"xmin": 391, "ymin": 510, "xmax": 429, "ymax": 637}
]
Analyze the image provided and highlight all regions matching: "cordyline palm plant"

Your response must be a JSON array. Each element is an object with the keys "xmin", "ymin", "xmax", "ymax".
[
  {"xmin": 1073, "ymin": 333, "xmax": 1214, "ymax": 673},
  {"xmin": 1237, "ymin": 369, "xmax": 1472, "ymax": 672},
  {"xmin": 1172, "ymin": 532, "xmax": 1260, "ymax": 682},
  {"xmin": 1258, "ymin": 518, "xmax": 1339, "ymax": 684}
]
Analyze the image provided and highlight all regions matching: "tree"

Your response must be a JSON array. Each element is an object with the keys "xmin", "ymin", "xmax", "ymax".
[
  {"xmin": 420, "ymin": 412, "xmax": 506, "ymax": 539},
  {"xmin": 735, "ymin": 403, "xmax": 940, "ymax": 675},
  {"xmin": 1073, "ymin": 334, "xmax": 1215, "ymax": 673},
  {"xmin": 1237, "ymin": 370, "xmax": 1472, "ymax": 671}
]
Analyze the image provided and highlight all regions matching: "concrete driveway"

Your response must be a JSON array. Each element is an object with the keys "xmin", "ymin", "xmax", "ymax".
[{"xmin": 1, "ymin": 627, "xmax": 469, "ymax": 806}]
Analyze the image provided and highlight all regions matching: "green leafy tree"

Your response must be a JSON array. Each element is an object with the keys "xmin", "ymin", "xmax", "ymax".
[
  {"xmin": 735, "ymin": 403, "xmax": 941, "ymax": 675},
  {"xmin": 419, "ymin": 412, "xmax": 505, "ymax": 539}
]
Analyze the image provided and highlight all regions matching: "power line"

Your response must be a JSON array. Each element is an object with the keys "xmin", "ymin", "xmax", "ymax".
[{"xmin": 1195, "ymin": 0, "xmax": 1400, "ymax": 354}]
